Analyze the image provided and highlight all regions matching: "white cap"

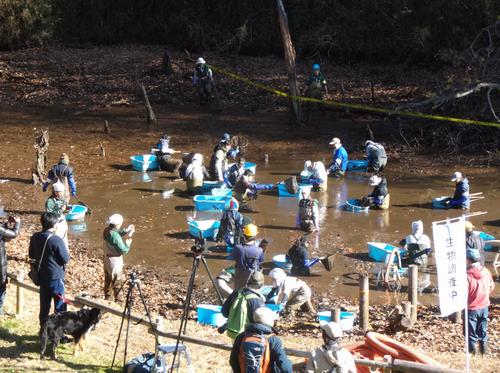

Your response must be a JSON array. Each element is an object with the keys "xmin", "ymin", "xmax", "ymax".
[
  {"xmin": 107, "ymin": 214, "xmax": 124, "ymax": 226},
  {"xmin": 451, "ymin": 171, "xmax": 462, "ymax": 182},
  {"xmin": 368, "ymin": 175, "xmax": 382, "ymax": 186},
  {"xmin": 53, "ymin": 181, "xmax": 65, "ymax": 192},
  {"xmin": 269, "ymin": 268, "xmax": 286, "ymax": 286},
  {"xmin": 320, "ymin": 321, "xmax": 343, "ymax": 339},
  {"xmin": 196, "ymin": 57, "xmax": 206, "ymax": 64},
  {"xmin": 411, "ymin": 220, "xmax": 424, "ymax": 236},
  {"xmin": 253, "ymin": 307, "xmax": 278, "ymax": 327},
  {"xmin": 192, "ymin": 153, "xmax": 203, "ymax": 162},
  {"xmin": 329, "ymin": 137, "xmax": 341, "ymax": 145}
]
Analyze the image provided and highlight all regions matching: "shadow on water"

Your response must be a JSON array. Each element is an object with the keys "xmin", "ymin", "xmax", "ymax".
[
  {"xmin": 259, "ymin": 224, "xmax": 298, "ymax": 231},
  {"xmin": 133, "ymin": 187, "xmax": 166, "ymax": 194},
  {"xmin": 174, "ymin": 205, "xmax": 194, "ymax": 212},
  {"xmin": 164, "ymin": 231, "xmax": 191, "ymax": 240},
  {"xmin": 108, "ymin": 164, "xmax": 132, "ymax": 171},
  {"xmin": 485, "ymin": 219, "xmax": 500, "ymax": 227},
  {"xmin": 392, "ymin": 202, "xmax": 435, "ymax": 210},
  {"xmin": 5, "ymin": 209, "xmax": 44, "ymax": 216}
]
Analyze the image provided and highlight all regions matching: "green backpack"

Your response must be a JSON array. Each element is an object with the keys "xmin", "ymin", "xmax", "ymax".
[{"xmin": 227, "ymin": 291, "xmax": 261, "ymax": 340}]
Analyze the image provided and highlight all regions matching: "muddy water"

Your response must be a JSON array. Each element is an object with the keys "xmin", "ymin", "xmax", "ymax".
[{"xmin": 73, "ymin": 157, "xmax": 499, "ymax": 305}]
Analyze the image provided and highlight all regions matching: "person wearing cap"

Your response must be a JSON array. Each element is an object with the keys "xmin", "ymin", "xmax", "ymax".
[
  {"xmin": 232, "ymin": 224, "xmax": 264, "ymax": 289},
  {"xmin": 0, "ymin": 214, "xmax": 21, "ymax": 316},
  {"xmin": 185, "ymin": 153, "xmax": 209, "ymax": 195},
  {"xmin": 305, "ymin": 321, "xmax": 356, "ymax": 373},
  {"xmin": 466, "ymin": 248, "xmax": 494, "ymax": 355},
  {"xmin": 311, "ymin": 161, "xmax": 328, "ymax": 191},
  {"xmin": 327, "ymin": 138, "xmax": 348, "ymax": 177},
  {"xmin": 364, "ymin": 175, "xmax": 389, "ymax": 209},
  {"xmin": 365, "ymin": 140, "xmax": 387, "ymax": 172},
  {"xmin": 209, "ymin": 141, "xmax": 232, "ymax": 182},
  {"xmin": 102, "ymin": 214, "xmax": 135, "ymax": 303},
  {"xmin": 215, "ymin": 266, "xmax": 236, "ymax": 299},
  {"xmin": 155, "ymin": 133, "xmax": 182, "ymax": 175},
  {"xmin": 297, "ymin": 189, "xmax": 320, "ymax": 233},
  {"xmin": 446, "ymin": 171, "xmax": 470, "ymax": 210},
  {"xmin": 42, "ymin": 153, "xmax": 77, "ymax": 204},
  {"xmin": 45, "ymin": 181, "xmax": 69, "ymax": 250},
  {"xmin": 226, "ymin": 157, "xmax": 246, "ymax": 187},
  {"xmin": 216, "ymin": 198, "xmax": 244, "ymax": 249},
  {"xmin": 269, "ymin": 268, "xmax": 315, "ymax": 315},
  {"xmin": 192, "ymin": 57, "xmax": 213, "ymax": 103},
  {"xmin": 465, "ymin": 221, "xmax": 485, "ymax": 264},
  {"xmin": 230, "ymin": 307, "xmax": 292, "ymax": 373},
  {"xmin": 221, "ymin": 271, "xmax": 265, "ymax": 339},
  {"xmin": 233, "ymin": 169, "xmax": 258, "ymax": 212},
  {"xmin": 304, "ymin": 63, "xmax": 328, "ymax": 116},
  {"xmin": 300, "ymin": 160, "xmax": 314, "ymax": 182}
]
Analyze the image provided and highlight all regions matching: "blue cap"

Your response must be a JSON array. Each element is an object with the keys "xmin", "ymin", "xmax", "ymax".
[
  {"xmin": 312, "ymin": 64, "xmax": 320, "ymax": 70},
  {"xmin": 466, "ymin": 249, "xmax": 480, "ymax": 262},
  {"xmin": 221, "ymin": 133, "xmax": 230, "ymax": 141}
]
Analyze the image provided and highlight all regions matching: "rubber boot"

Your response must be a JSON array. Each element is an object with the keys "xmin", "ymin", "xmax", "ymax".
[
  {"xmin": 469, "ymin": 343, "xmax": 479, "ymax": 355},
  {"xmin": 479, "ymin": 341, "xmax": 488, "ymax": 355},
  {"xmin": 320, "ymin": 255, "xmax": 335, "ymax": 272},
  {"xmin": 301, "ymin": 299, "xmax": 316, "ymax": 315}
]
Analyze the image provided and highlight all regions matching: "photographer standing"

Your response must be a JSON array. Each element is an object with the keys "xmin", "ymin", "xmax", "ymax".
[
  {"xmin": 0, "ymin": 215, "xmax": 21, "ymax": 316},
  {"xmin": 103, "ymin": 214, "xmax": 134, "ymax": 303}
]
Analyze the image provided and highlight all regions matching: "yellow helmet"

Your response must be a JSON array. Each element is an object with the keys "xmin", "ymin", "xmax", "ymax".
[{"xmin": 243, "ymin": 224, "xmax": 258, "ymax": 238}]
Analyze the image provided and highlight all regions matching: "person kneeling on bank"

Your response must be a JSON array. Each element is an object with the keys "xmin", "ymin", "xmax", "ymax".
[{"xmin": 268, "ymin": 268, "xmax": 315, "ymax": 315}]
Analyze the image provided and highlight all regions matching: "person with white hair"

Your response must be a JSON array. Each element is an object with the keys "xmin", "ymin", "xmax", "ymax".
[
  {"xmin": 365, "ymin": 140, "xmax": 387, "ymax": 172},
  {"xmin": 445, "ymin": 171, "xmax": 470, "ymax": 210},
  {"xmin": 311, "ymin": 161, "xmax": 328, "ymax": 191},
  {"xmin": 327, "ymin": 137, "xmax": 348, "ymax": 177},
  {"xmin": 306, "ymin": 321, "xmax": 356, "ymax": 373},
  {"xmin": 297, "ymin": 188, "xmax": 320, "ymax": 233},
  {"xmin": 102, "ymin": 214, "xmax": 135, "ymax": 303},
  {"xmin": 45, "ymin": 181, "xmax": 69, "ymax": 249},
  {"xmin": 185, "ymin": 153, "xmax": 208, "ymax": 195},
  {"xmin": 230, "ymin": 307, "xmax": 292, "ymax": 373},
  {"xmin": 364, "ymin": 175, "xmax": 389, "ymax": 209},
  {"xmin": 300, "ymin": 160, "xmax": 314, "ymax": 182},
  {"xmin": 269, "ymin": 268, "xmax": 315, "ymax": 314},
  {"xmin": 192, "ymin": 57, "xmax": 213, "ymax": 104}
]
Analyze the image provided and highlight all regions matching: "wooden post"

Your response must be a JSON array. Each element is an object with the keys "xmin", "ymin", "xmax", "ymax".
[
  {"xmin": 276, "ymin": 0, "xmax": 301, "ymax": 126},
  {"xmin": 16, "ymin": 269, "xmax": 25, "ymax": 316},
  {"xmin": 333, "ymin": 308, "xmax": 341, "ymax": 323},
  {"xmin": 359, "ymin": 275, "xmax": 369, "ymax": 331},
  {"xmin": 31, "ymin": 129, "xmax": 49, "ymax": 185},
  {"xmin": 104, "ymin": 120, "xmax": 111, "ymax": 134},
  {"xmin": 452, "ymin": 311, "xmax": 462, "ymax": 324},
  {"xmin": 408, "ymin": 265, "xmax": 418, "ymax": 322},
  {"xmin": 402, "ymin": 301, "xmax": 411, "ymax": 319},
  {"xmin": 135, "ymin": 80, "xmax": 157, "ymax": 126}
]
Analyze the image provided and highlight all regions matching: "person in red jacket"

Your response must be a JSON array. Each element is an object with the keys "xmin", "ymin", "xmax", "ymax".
[{"xmin": 466, "ymin": 249, "xmax": 494, "ymax": 355}]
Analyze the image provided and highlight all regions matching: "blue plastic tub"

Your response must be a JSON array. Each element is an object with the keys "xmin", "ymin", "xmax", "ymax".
[
  {"xmin": 277, "ymin": 183, "xmax": 312, "ymax": 198},
  {"xmin": 368, "ymin": 242, "xmax": 407, "ymax": 263},
  {"xmin": 193, "ymin": 195, "xmax": 231, "ymax": 211},
  {"xmin": 346, "ymin": 160, "xmax": 368, "ymax": 172},
  {"xmin": 202, "ymin": 181, "xmax": 224, "ymax": 194},
  {"xmin": 345, "ymin": 199, "xmax": 370, "ymax": 213},
  {"xmin": 188, "ymin": 219, "xmax": 221, "ymax": 239},
  {"xmin": 130, "ymin": 154, "xmax": 159, "ymax": 172},
  {"xmin": 211, "ymin": 187, "xmax": 232, "ymax": 197},
  {"xmin": 244, "ymin": 162, "xmax": 257, "ymax": 174},
  {"xmin": 272, "ymin": 254, "xmax": 292, "ymax": 270},
  {"xmin": 265, "ymin": 303, "xmax": 283, "ymax": 313},
  {"xmin": 316, "ymin": 311, "xmax": 356, "ymax": 331},
  {"xmin": 475, "ymin": 231, "xmax": 496, "ymax": 252},
  {"xmin": 432, "ymin": 196, "xmax": 449, "ymax": 209},
  {"xmin": 65, "ymin": 205, "xmax": 87, "ymax": 221},
  {"xmin": 196, "ymin": 304, "xmax": 226, "ymax": 327}
]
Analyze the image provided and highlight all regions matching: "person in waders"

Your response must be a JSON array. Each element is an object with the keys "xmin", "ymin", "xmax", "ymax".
[
  {"xmin": 209, "ymin": 141, "xmax": 231, "ymax": 182},
  {"xmin": 364, "ymin": 175, "xmax": 390, "ymax": 209},
  {"xmin": 192, "ymin": 57, "xmax": 213, "ymax": 104},
  {"xmin": 216, "ymin": 198, "xmax": 244, "ymax": 250},
  {"xmin": 304, "ymin": 63, "xmax": 328, "ymax": 116},
  {"xmin": 327, "ymin": 138, "xmax": 348, "ymax": 178},
  {"xmin": 365, "ymin": 140, "xmax": 387, "ymax": 173},
  {"xmin": 45, "ymin": 182, "xmax": 69, "ymax": 250},
  {"xmin": 155, "ymin": 133, "xmax": 182, "ymax": 175},
  {"xmin": 184, "ymin": 153, "xmax": 208, "ymax": 196},
  {"xmin": 311, "ymin": 161, "xmax": 328, "ymax": 191},
  {"xmin": 445, "ymin": 171, "xmax": 470, "ymax": 210},
  {"xmin": 42, "ymin": 153, "xmax": 77, "ymax": 204},
  {"xmin": 102, "ymin": 214, "xmax": 135, "ymax": 303},
  {"xmin": 226, "ymin": 157, "xmax": 246, "ymax": 188},
  {"xmin": 287, "ymin": 235, "xmax": 334, "ymax": 276},
  {"xmin": 232, "ymin": 224, "xmax": 264, "ymax": 290},
  {"xmin": 297, "ymin": 189, "xmax": 319, "ymax": 233}
]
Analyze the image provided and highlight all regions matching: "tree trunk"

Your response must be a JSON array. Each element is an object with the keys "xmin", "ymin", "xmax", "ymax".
[
  {"xmin": 135, "ymin": 80, "xmax": 157, "ymax": 126},
  {"xmin": 32, "ymin": 129, "xmax": 49, "ymax": 185},
  {"xmin": 276, "ymin": 0, "xmax": 301, "ymax": 126}
]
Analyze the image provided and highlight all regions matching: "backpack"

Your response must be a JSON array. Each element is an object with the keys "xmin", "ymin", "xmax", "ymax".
[
  {"xmin": 227, "ymin": 291, "xmax": 261, "ymax": 339},
  {"xmin": 299, "ymin": 198, "xmax": 315, "ymax": 220},
  {"xmin": 238, "ymin": 333, "xmax": 271, "ymax": 373}
]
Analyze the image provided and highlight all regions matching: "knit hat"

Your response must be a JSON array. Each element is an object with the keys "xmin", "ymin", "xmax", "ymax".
[
  {"xmin": 253, "ymin": 307, "xmax": 277, "ymax": 327},
  {"xmin": 59, "ymin": 153, "xmax": 69, "ymax": 164},
  {"xmin": 247, "ymin": 271, "xmax": 264, "ymax": 288},
  {"xmin": 52, "ymin": 181, "xmax": 65, "ymax": 193}
]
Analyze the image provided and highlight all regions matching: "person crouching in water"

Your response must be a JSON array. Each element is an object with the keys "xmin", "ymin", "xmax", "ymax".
[
  {"xmin": 363, "ymin": 175, "xmax": 389, "ymax": 209},
  {"xmin": 287, "ymin": 235, "xmax": 334, "ymax": 276},
  {"xmin": 155, "ymin": 133, "xmax": 182, "ymax": 175},
  {"xmin": 103, "ymin": 214, "xmax": 134, "ymax": 303},
  {"xmin": 306, "ymin": 321, "xmax": 356, "ymax": 373},
  {"xmin": 268, "ymin": 268, "xmax": 315, "ymax": 315},
  {"xmin": 184, "ymin": 153, "xmax": 208, "ymax": 196},
  {"xmin": 445, "ymin": 171, "xmax": 470, "ymax": 210},
  {"xmin": 45, "ymin": 181, "xmax": 69, "ymax": 250},
  {"xmin": 297, "ymin": 189, "xmax": 319, "ymax": 233},
  {"xmin": 311, "ymin": 161, "xmax": 328, "ymax": 191}
]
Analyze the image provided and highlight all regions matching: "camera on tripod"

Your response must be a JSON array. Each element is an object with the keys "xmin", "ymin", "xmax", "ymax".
[{"xmin": 190, "ymin": 235, "xmax": 206, "ymax": 255}]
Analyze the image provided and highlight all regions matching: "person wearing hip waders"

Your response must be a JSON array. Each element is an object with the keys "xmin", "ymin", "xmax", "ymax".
[
  {"xmin": 327, "ymin": 138, "xmax": 348, "ymax": 177},
  {"xmin": 445, "ymin": 171, "xmax": 470, "ymax": 210},
  {"xmin": 297, "ymin": 189, "xmax": 319, "ymax": 233},
  {"xmin": 287, "ymin": 236, "xmax": 334, "ymax": 277},
  {"xmin": 232, "ymin": 224, "xmax": 264, "ymax": 290},
  {"xmin": 365, "ymin": 140, "xmax": 387, "ymax": 173},
  {"xmin": 216, "ymin": 198, "xmax": 244, "ymax": 250},
  {"xmin": 184, "ymin": 153, "xmax": 209, "ymax": 196},
  {"xmin": 102, "ymin": 214, "xmax": 134, "ymax": 303},
  {"xmin": 155, "ymin": 133, "xmax": 182, "ymax": 175},
  {"xmin": 268, "ymin": 268, "xmax": 315, "ymax": 315},
  {"xmin": 363, "ymin": 175, "xmax": 390, "ymax": 209}
]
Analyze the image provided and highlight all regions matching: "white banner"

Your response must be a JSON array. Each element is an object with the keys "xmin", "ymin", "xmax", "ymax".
[{"xmin": 432, "ymin": 217, "xmax": 467, "ymax": 317}]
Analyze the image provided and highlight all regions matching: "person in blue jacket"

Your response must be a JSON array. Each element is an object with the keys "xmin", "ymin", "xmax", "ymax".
[
  {"xmin": 445, "ymin": 171, "xmax": 470, "ymax": 210},
  {"xmin": 42, "ymin": 153, "xmax": 77, "ymax": 204},
  {"xmin": 327, "ymin": 137, "xmax": 348, "ymax": 177}
]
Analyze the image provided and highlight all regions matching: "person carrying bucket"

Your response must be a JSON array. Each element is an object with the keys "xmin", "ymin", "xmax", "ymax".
[
  {"xmin": 365, "ymin": 140, "xmax": 387, "ymax": 173},
  {"xmin": 305, "ymin": 321, "xmax": 356, "ymax": 373},
  {"xmin": 45, "ymin": 181, "xmax": 69, "ymax": 250},
  {"xmin": 42, "ymin": 153, "xmax": 77, "ymax": 204},
  {"xmin": 268, "ymin": 268, "xmax": 316, "ymax": 315},
  {"xmin": 232, "ymin": 224, "xmax": 264, "ymax": 290},
  {"xmin": 327, "ymin": 138, "xmax": 348, "ymax": 177}
]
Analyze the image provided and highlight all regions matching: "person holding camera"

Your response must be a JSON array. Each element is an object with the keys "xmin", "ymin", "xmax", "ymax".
[
  {"xmin": 103, "ymin": 214, "xmax": 135, "ymax": 303},
  {"xmin": 0, "ymin": 215, "xmax": 21, "ymax": 316}
]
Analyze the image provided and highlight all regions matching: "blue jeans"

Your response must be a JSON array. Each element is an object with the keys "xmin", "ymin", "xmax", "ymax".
[
  {"xmin": 39, "ymin": 278, "xmax": 67, "ymax": 328},
  {"xmin": 467, "ymin": 307, "xmax": 488, "ymax": 351}
]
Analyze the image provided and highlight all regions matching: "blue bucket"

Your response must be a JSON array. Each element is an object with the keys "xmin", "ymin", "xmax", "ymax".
[
  {"xmin": 188, "ymin": 219, "xmax": 220, "ymax": 239},
  {"xmin": 432, "ymin": 196, "xmax": 449, "ymax": 209},
  {"xmin": 316, "ymin": 311, "xmax": 356, "ymax": 331},
  {"xmin": 193, "ymin": 195, "xmax": 231, "ymax": 211},
  {"xmin": 265, "ymin": 303, "xmax": 283, "ymax": 313},
  {"xmin": 346, "ymin": 160, "xmax": 368, "ymax": 172},
  {"xmin": 130, "ymin": 154, "xmax": 159, "ymax": 172},
  {"xmin": 272, "ymin": 254, "xmax": 292, "ymax": 270},
  {"xmin": 196, "ymin": 304, "xmax": 227, "ymax": 327}
]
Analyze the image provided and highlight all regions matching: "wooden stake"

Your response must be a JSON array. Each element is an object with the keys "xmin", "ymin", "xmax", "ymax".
[
  {"xmin": 31, "ymin": 129, "xmax": 49, "ymax": 185},
  {"xmin": 135, "ymin": 80, "xmax": 157, "ymax": 126},
  {"xmin": 16, "ymin": 269, "xmax": 25, "ymax": 316},
  {"xmin": 333, "ymin": 308, "xmax": 341, "ymax": 323},
  {"xmin": 276, "ymin": 0, "xmax": 301, "ymax": 126},
  {"xmin": 408, "ymin": 265, "xmax": 418, "ymax": 322},
  {"xmin": 104, "ymin": 120, "xmax": 111, "ymax": 134},
  {"xmin": 359, "ymin": 275, "xmax": 369, "ymax": 331}
]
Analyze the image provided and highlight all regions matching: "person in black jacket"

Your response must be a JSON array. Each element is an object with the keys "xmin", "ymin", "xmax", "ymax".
[
  {"xmin": 0, "ymin": 215, "xmax": 21, "ymax": 316},
  {"xmin": 29, "ymin": 212, "xmax": 70, "ymax": 329}
]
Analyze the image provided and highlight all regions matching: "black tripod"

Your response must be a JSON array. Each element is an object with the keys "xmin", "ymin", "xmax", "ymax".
[
  {"xmin": 111, "ymin": 272, "xmax": 159, "ymax": 369},
  {"xmin": 169, "ymin": 238, "xmax": 224, "ymax": 373}
]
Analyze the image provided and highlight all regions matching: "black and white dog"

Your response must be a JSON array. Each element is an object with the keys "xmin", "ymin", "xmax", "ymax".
[{"xmin": 40, "ymin": 307, "xmax": 102, "ymax": 359}]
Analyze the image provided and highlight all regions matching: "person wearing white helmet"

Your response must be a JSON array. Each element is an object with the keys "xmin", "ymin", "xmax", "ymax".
[
  {"xmin": 327, "ymin": 138, "xmax": 348, "ymax": 177},
  {"xmin": 192, "ymin": 57, "xmax": 213, "ymax": 104},
  {"xmin": 102, "ymin": 214, "xmax": 135, "ymax": 303},
  {"xmin": 184, "ymin": 153, "xmax": 208, "ymax": 195},
  {"xmin": 363, "ymin": 175, "xmax": 389, "ymax": 209},
  {"xmin": 304, "ymin": 63, "xmax": 328, "ymax": 116},
  {"xmin": 268, "ymin": 267, "xmax": 315, "ymax": 315},
  {"xmin": 365, "ymin": 140, "xmax": 387, "ymax": 172},
  {"xmin": 45, "ymin": 181, "xmax": 69, "ymax": 250},
  {"xmin": 305, "ymin": 321, "xmax": 356, "ymax": 373},
  {"xmin": 445, "ymin": 171, "xmax": 470, "ymax": 210}
]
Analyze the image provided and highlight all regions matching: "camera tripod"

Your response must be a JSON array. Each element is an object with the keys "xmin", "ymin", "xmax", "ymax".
[
  {"xmin": 169, "ymin": 240, "xmax": 224, "ymax": 373},
  {"xmin": 111, "ymin": 272, "xmax": 159, "ymax": 369}
]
